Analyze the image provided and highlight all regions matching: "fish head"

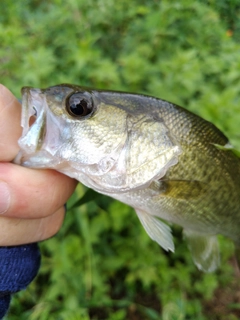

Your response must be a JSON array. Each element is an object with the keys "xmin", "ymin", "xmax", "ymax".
[{"xmin": 15, "ymin": 84, "xmax": 181, "ymax": 193}]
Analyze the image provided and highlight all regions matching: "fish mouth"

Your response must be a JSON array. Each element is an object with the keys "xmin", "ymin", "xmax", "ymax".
[
  {"xmin": 14, "ymin": 87, "xmax": 55, "ymax": 166},
  {"xmin": 20, "ymin": 87, "xmax": 44, "ymax": 136}
]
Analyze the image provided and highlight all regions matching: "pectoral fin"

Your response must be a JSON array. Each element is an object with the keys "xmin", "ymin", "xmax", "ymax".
[
  {"xmin": 159, "ymin": 179, "xmax": 205, "ymax": 200},
  {"xmin": 183, "ymin": 229, "xmax": 220, "ymax": 272},
  {"xmin": 135, "ymin": 209, "xmax": 174, "ymax": 252}
]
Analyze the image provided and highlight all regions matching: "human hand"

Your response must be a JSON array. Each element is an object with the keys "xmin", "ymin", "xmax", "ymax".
[{"xmin": 0, "ymin": 84, "xmax": 78, "ymax": 245}]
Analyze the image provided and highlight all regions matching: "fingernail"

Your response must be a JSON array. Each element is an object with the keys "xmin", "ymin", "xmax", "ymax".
[{"xmin": 0, "ymin": 182, "xmax": 10, "ymax": 214}]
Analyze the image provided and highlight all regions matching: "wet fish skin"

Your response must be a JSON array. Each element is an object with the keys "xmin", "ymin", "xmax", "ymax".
[{"xmin": 15, "ymin": 84, "xmax": 240, "ymax": 272}]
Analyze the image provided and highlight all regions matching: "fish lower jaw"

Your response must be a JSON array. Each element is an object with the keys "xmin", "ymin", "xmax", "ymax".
[{"xmin": 14, "ymin": 151, "xmax": 57, "ymax": 168}]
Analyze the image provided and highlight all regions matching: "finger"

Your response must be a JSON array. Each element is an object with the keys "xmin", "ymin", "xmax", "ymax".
[
  {"xmin": 0, "ymin": 85, "xmax": 78, "ymax": 219},
  {"xmin": 0, "ymin": 162, "xmax": 77, "ymax": 219},
  {"xmin": 0, "ymin": 206, "xmax": 65, "ymax": 246},
  {"xmin": 0, "ymin": 84, "xmax": 22, "ymax": 161}
]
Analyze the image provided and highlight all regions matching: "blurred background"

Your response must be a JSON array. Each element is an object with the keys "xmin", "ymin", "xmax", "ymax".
[{"xmin": 1, "ymin": 0, "xmax": 240, "ymax": 319}]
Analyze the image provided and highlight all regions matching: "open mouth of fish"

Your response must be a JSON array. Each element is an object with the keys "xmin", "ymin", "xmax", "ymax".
[{"xmin": 14, "ymin": 88, "xmax": 56, "ymax": 167}]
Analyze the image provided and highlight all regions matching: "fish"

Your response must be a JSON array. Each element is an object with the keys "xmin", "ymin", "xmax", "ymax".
[{"xmin": 14, "ymin": 84, "xmax": 240, "ymax": 272}]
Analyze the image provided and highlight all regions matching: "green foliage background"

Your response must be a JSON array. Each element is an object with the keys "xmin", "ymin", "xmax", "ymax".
[{"xmin": 1, "ymin": 0, "xmax": 240, "ymax": 319}]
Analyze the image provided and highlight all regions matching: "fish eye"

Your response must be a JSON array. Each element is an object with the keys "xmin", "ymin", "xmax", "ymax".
[{"xmin": 66, "ymin": 92, "xmax": 93, "ymax": 118}]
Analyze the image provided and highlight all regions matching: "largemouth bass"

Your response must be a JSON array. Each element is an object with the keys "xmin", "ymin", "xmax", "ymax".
[{"xmin": 14, "ymin": 84, "xmax": 240, "ymax": 272}]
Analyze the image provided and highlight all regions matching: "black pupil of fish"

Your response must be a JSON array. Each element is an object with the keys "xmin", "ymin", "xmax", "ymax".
[{"xmin": 68, "ymin": 97, "xmax": 91, "ymax": 116}]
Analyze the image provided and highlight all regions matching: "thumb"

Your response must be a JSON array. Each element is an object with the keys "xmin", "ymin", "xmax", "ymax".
[{"xmin": 0, "ymin": 84, "xmax": 22, "ymax": 161}]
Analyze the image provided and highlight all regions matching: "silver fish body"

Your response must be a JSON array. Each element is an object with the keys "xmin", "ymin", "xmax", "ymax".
[{"xmin": 15, "ymin": 84, "xmax": 240, "ymax": 272}]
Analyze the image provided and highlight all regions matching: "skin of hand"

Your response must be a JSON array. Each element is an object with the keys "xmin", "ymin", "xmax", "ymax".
[{"xmin": 0, "ymin": 84, "xmax": 78, "ymax": 245}]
